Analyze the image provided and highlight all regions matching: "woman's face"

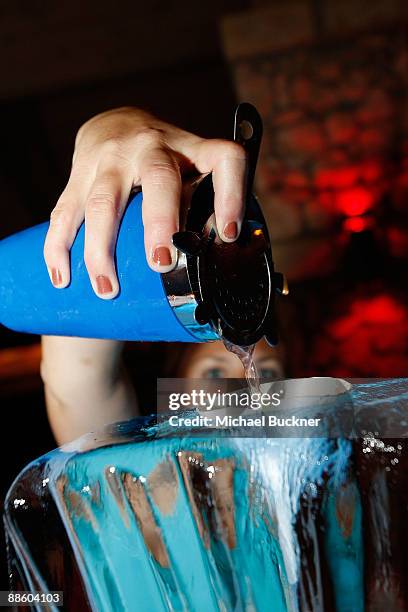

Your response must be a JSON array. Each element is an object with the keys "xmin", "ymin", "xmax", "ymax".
[{"xmin": 180, "ymin": 339, "xmax": 284, "ymax": 379}]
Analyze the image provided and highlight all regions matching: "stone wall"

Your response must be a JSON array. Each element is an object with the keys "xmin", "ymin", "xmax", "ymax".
[
  {"xmin": 221, "ymin": 1, "xmax": 407, "ymax": 280},
  {"xmin": 222, "ymin": 1, "xmax": 408, "ymax": 376}
]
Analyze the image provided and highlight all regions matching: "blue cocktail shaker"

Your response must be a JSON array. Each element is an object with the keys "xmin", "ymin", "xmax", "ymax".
[{"xmin": 0, "ymin": 104, "xmax": 286, "ymax": 345}]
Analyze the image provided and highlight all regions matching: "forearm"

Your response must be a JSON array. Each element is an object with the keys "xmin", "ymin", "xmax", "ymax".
[{"xmin": 41, "ymin": 336, "xmax": 138, "ymax": 445}]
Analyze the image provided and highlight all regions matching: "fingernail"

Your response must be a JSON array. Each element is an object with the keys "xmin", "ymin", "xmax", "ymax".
[
  {"xmin": 51, "ymin": 268, "xmax": 63, "ymax": 287},
  {"xmin": 152, "ymin": 246, "xmax": 172, "ymax": 267},
  {"xmin": 223, "ymin": 222, "xmax": 238, "ymax": 240},
  {"xmin": 96, "ymin": 275, "xmax": 113, "ymax": 295}
]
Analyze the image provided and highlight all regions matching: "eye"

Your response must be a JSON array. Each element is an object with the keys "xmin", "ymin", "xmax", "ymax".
[
  {"xmin": 258, "ymin": 367, "xmax": 281, "ymax": 380},
  {"xmin": 202, "ymin": 367, "xmax": 224, "ymax": 379}
]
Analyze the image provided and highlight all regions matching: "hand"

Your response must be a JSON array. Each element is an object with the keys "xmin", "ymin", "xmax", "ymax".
[{"xmin": 44, "ymin": 107, "xmax": 247, "ymax": 299}]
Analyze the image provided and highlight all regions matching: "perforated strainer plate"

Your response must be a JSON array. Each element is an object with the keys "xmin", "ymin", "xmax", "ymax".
[
  {"xmin": 172, "ymin": 176, "xmax": 285, "ymax": 346},
  {"xmin": 169, "ymin": 103, "xmax": 287, "ymax": 347}
]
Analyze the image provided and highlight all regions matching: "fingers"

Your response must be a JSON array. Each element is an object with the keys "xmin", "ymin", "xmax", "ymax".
[
  {"xmin": 44, "ymin": 170, "xmax": 92, "ymax": 289},
  {"xmin": 192, "ymin": 139, "xmax": 247, "ymax": 242},
  {"xmin": 45, "ymin": 161, "xmax": 130, "ymax": 299},
  {"xmin": 45, "ymin": 109, "xmax": 248, "ymax": 309},
  {"xmin": 84, "ymin": 167, "xmax": 132, "ymax": 298},
  {"xmin": 139, "ymin": 148, "xmax": 181, "ymax": 272}
]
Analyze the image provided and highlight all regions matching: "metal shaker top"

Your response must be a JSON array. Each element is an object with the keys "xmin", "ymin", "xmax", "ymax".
[{"xmin": 162, "ymin": 103, "xmax": 287, "ymax": 347}]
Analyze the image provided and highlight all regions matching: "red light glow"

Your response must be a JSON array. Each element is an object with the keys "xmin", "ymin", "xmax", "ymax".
[
  {"xmin": 330, "ymin": 295, "xmax": 406, "ymax": 340},
  {"xmin": 312, "ymin": 294, "xmax": 408, "ymax": 377},
  {"xmin": 336, "ymin": 187, "xmax": 374, "ymax": 216},
  {"xmin": 343, "ymin": 216, "xmax": 369, "ymax": 232}
]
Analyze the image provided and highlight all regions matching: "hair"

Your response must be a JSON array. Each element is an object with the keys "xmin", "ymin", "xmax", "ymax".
[{"xmin": 160, "ymin": 342, "xmax": 198, "ymax": 377}]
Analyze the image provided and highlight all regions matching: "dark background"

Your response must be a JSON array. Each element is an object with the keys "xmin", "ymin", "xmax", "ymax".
[
  {"xmin": 0, "ymin": 0, "xmax": 407, "ymax": 590},
  {"xmin": 0, "ymin": 0, "xmax": 250, "ymax": 588}
]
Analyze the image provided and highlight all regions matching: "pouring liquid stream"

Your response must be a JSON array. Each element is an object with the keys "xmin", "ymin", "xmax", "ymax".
[{"xmin": 222, "ymin": 339, "xmax": 261, "ymax": 397}]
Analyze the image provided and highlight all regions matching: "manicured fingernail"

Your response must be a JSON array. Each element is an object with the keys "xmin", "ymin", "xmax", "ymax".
[
  {"xmin": 96, "ymin": 275, "xmax": 113, "ymax": 295},
  {"xmin": 51, "ymin": 268, "xmax": 63, "ymax": 287},
  {"xmin": 223, "ymin": 222, "xmax": 238, "ymax": 240},
  {"xmin": 153, "ymin": 246, "xmax": 172, "ymax": 267}
]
